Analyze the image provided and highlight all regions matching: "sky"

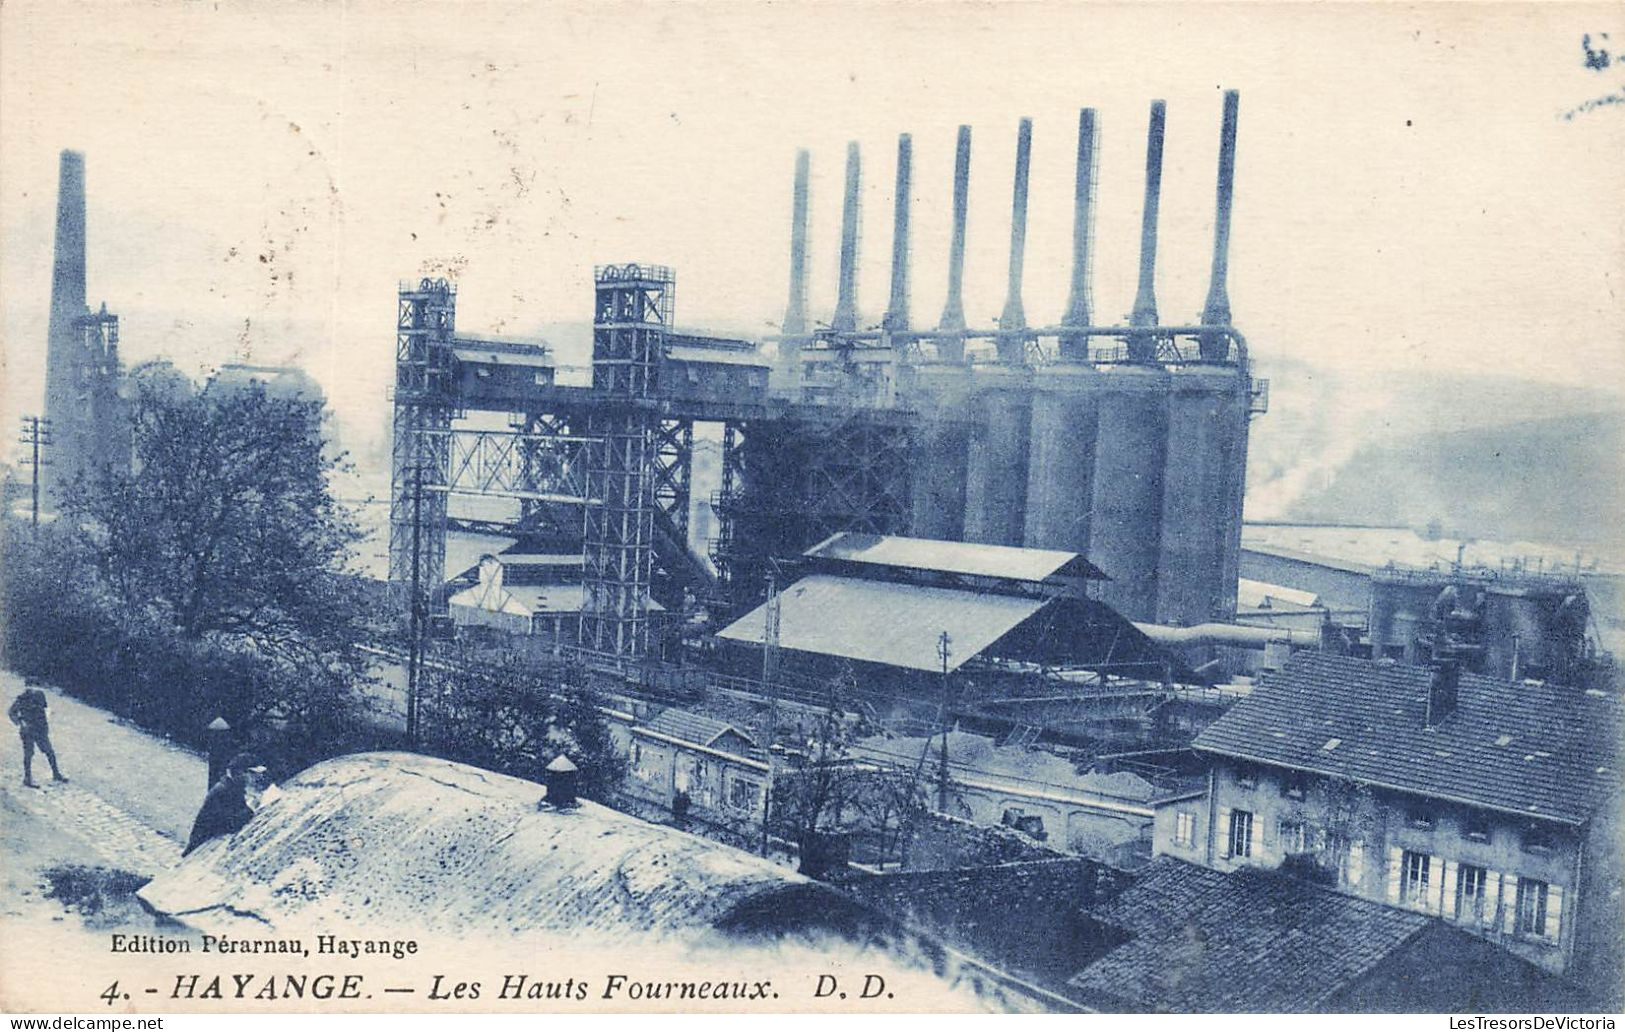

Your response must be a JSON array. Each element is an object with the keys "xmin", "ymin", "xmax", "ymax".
[{"xmin": 2, "ymin": 1, "xmax": 1623, "ymax": 468}]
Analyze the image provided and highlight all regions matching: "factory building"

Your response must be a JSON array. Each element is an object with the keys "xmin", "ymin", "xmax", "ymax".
[
  {"xmin": 387, "ymin": 92, "xmax": 1266, "ymax": 674},
  {"xmin": 1241, "ymin": 522, "xmax": 1621, "ymax": 683},
  {"xmin": 714, "ymin": 533, "xmax": 1185, "ymax": 692}
]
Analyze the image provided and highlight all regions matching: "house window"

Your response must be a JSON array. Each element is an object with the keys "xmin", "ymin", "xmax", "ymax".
[
  {"xmin": 1229, "ymin": 810, "xmax": 1254, "ymax": 858},
  {"xmin": 1463, "ymin": 811, "xmax": 1491, "ymax": 843},
  {"xmin": 1401, "ymin": 850, "xmax": 1431, "ymax": 906},
  {"xmin": 1523, "ymin": 824, "xmax": 1555, "ymax": 854},
  {"xmin": 1515, "ymin": 877, "xmax": 1550, "ymax": 939},
  {"xmin": 1406, "ymin": 806, "xmax": 1435, "ymax": 830},
  {"xmin": 1234, "ymin": 767, "xmax": 1257, "ymax": 791},
  {"xmin": 1456, "ymin": 863, "xmax": 1488, "ymax": 924},
  {"xmin": 1277, "ymin": 819, "xmax": 1310, "ymax": 854},
  {"xmin": 1174, "ymin": 811, "xmax": 1195, "ymax": 848},
  {"xmin": 728, "ymin": 778, "xmax": 760, "ymax": 811},
  {"xmin": 1281, "ymin": 772, "xmax": 1308, "ymax": 801}
]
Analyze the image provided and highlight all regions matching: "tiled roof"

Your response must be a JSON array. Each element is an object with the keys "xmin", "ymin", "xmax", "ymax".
[
  {"xmin": 1194, "ymin": 652, "xmax": 1621, "ymax": 825},
  {"xmin": 640, "ymin": 708, "xmax": 757, "ymax": 752},
  {"xmin": 1072, "ymin": 857, "xmax": 1433, "ymax": 1012}
]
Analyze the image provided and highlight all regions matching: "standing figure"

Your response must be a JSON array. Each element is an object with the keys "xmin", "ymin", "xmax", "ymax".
[
  {"xmin": 7, "ymin": 685, "xmax": 68, "ymax": 788},
  {"xmin": 183, "ymin": 753, "xmax": 268, "ymax": 856}
]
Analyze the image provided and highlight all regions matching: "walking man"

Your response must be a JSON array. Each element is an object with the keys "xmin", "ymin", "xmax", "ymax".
[{"xmin": 8, "ymin": 684, "xmax": 68, "ymax": 788}]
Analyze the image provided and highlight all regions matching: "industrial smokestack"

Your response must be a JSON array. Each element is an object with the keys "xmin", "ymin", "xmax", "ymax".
[
  {"xmin": 1129, "ymin": 101, "xmax": 1166, "ymax": 362},
  {"xmin": 832, "ymin": 141, "xmax": 862, "ymax": 332},
  {"xmin": 996, "ymin": 118, "xmax": 1032, "ymax": 363},
  {"xmin": 783, "ymin": 149, "xmax": 811, "ymax": 337},
  {"xmin": 936, "ymin": 125, "xmax": 971, "ymax": 361},
  {"xmin": 1200, "ymin": 90, "xmax": 1240, "ymax": 361},
  {"xmin": 1060, "ymin": 108, "xmax": 1099, "ymax": 360},
  {"xmin": 44, "ymin": 149, "xmax": 88, "ymax": 499},
  {"xmin": 885, "ymin": 134, "xmax": 912, "ymax": 333}
]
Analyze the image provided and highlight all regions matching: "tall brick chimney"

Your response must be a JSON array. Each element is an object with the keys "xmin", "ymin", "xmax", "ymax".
[{"xmin": 44, "ymin": 150, "xmax": 88, "ymax": 500}]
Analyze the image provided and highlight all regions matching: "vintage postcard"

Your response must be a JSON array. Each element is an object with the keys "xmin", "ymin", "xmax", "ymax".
[{"xmin": 1, "ymin": 0, "xmax": 1622, "ymax": 1020}]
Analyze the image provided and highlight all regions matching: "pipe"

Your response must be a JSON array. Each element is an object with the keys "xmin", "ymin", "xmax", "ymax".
[
  {"xmin": 766, "ymin": 321, "xmax": 1245, "ymax": 345},
  {"xmin": 832, "ymin": 142, "xmax": 862, "ymax": 332},
  {"xmin": 886, "ymin": 133, "xmax": 912, "ymax": 333},
  {"xmin": 1200, "ymin": 90, "xmax": 1240, "ymax": 360},
  {"xmin": 1133, "ymin": 621, "xmax": 1320, "ymax": 649},
  {"xmin": 937, "ymin": 125, "xmax": 972, "ymax": 360},
  {"xmin": 1060, "ymin": 108, "xmax": 1098, "ymax": 361},
  {"xmin": 1129, "ymin": 100, "xmax": 1166, "ymax": 361},
  {"xmin": 783, "ymin": 149, "xmax": 811, "ymax": 337},
  {"xmin": 997, "ymin": 117, "xmax": 1032, "ymax": 363}
]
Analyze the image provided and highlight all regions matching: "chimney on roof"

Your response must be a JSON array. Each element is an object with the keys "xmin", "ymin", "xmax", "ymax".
[
  {"xmin": 1426, "ymin": 658, "xmax": 1460, "ymax": 727},
  {"xmin": 542, "ymin": 754, "xmax": 579, "ymax": 809}
]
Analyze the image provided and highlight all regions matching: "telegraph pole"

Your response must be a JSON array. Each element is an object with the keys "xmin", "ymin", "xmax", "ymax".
[
  {"xmin": 937, "ymin": 630, "xmax": 952, "ymax": 813},
  {"xmin": 406, "ymin": 462, "xmax": 425, "ymax": 744},
  {"xmin": 17, "ymin": 416, "xmax": 52, "ymax": 532},
  {"xmin": 759, "ymin": 569, "xmax": 781, "ymax": 856}
]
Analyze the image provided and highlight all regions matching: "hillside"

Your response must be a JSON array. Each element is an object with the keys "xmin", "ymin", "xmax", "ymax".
[{"xmin": 1272, "ymin": 410, "xmax": 1625, "ymax": 555}]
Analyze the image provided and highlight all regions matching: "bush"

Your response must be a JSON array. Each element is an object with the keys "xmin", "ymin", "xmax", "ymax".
[
  {"xmin": 1, "ymin": 523, "xmax": 372, "ymax": 766},
  {"xmin": 417, "ymin": 647, "xmax": 625, "ymax": 800}
]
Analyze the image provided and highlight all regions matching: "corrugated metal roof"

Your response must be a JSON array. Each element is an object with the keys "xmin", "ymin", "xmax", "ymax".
[
  {"xmin": 444, "ymin": 532, "xmax": 517, "ymax": 583},
  {"xmin": 804, "ymin": 532, "xmax": 1103, "ymax": 582},
  {"xmin": 492, "ymin": 553, "xmax": 585, "ymax": 567},
  {"xmin": 505, "ymin": 585, "xmax": 664, "ymax": 615},
  {"xmin": 717, "ymin": 574, "xmax": 1045, "ymax": 673},
  {"xmin": 1241, "ymin": 523, "xmax": 1622, "ymax": 577},
  {"xmin": 1194, "ymin": 651, "xmax": 1622, "ymax": 824},
  {"xmin": 452, "ymin": 345, "xmax": 554, "ymax": 369},
  {"xmin": 665, "ymin": 345, "xmax": 769, "ymax": 368},
  {"xmin": 1237, "ymin": 577, "xmax": 1320, "ymax": 609}
]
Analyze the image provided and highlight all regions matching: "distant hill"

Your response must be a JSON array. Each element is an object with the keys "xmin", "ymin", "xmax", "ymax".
[{"xmin": 1276, "ymin": 410, "xmax": 1625, "ymax": 555}]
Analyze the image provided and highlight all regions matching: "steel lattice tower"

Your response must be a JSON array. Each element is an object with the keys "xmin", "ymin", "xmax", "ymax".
[
  {"xmin": 388, "ymin": 279, "xmax": 457, "ymax": 607},
  {"xmin": 580, "ymin": 264, "xmax": 671, "ymax": 660}
]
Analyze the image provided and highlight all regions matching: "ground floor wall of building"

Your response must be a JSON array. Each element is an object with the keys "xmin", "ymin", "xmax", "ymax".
[{"xmin": 1165, "ymin": 757, "xmax": 1590, "ymax": 976}]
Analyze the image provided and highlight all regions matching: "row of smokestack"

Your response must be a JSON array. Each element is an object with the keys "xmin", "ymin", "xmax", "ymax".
[{"xmin": 782, "ymin": 91, "xmax": 1241, "ymax": 362}]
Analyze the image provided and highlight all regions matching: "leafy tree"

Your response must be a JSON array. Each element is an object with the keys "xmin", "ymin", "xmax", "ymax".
[
  {"xmin": 70, "ymin": 379, "xmax": 365, "ymax": 651},
  {"xmin": 58, "ymin": 377, "xmax": 372, "ymax": 752}
]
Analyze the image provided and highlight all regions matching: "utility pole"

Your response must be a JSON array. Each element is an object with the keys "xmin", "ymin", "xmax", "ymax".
[
  {"xmin": 759, "ymin": 569, "xmax": 781, "ymax": 857},
  {"xmin": 17, "ymin": 416, "xmax": 52, "ymax": 532},
  {"xmin": 937, "ymin": 630, "xmax": 952, "ymax": 813},
  {"xmin": 406, "ymin": 461, "xmax": 425, "ymax": 745}
]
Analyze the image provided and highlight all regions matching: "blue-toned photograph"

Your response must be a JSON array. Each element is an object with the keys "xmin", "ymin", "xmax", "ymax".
[{"xmin": 1, "ymin": 1, "xmax": 1621, "ymax": 1019}]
